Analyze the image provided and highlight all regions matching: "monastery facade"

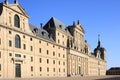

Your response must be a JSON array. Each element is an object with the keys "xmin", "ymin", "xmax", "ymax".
[{"xmin": 0, "ymin": 0, "xmax": 106, "ymax": 78}]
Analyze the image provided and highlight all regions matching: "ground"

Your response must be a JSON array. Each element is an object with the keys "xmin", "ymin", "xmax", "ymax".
[{"xmin": 1, "ymin": 75, "xmax": 120, "ymax": 80}]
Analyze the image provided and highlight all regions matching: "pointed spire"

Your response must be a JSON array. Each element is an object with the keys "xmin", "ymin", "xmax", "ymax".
[
  {"xmin": 14, "ymin": 0, "xmax": 18, "ymax": 4},
  {"xmin": 77, "ymin": 20, "xmax": 80, "ymax": 25},
  {"xmin": 4, "ymin": 0, "xmax": 8, "ymax": 4},
  {"xmin": 97, "ymin": 34, "xmax": 101, "ymax": 48},
  {"xmin": 40, "ymin": 23, "xmax": 43, "ymax": 29}
]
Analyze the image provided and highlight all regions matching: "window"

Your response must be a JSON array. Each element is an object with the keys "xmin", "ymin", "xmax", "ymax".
[
  {"xmin": 47, "ymin": 67, "xmax": 49, "ymax": 72},
  {"xmin": 0, "ymin": 38, "xmax": 1, "ymax": 45},
  {"xmin": 58, "ymin": 61, "xmax": 60, "ymax": 65},
  {"xmin": 53, "ymin": 51, "xmax": 55, "ymax": 56},
  {"xmin": 30, "ymin": 46, "xmax": 33, "ymax": 51},
  {"xmin": 31, "ymin": 57, "xmax": 33, "ymax": 62},
  {"xmin": 58, "ymin": 33, "xmax": 59, "ymax": 36},
  {"xmin": 63, "ymin": 54, "xmax": 65, "ymax": 58},
  {"xmin": 23, "ymin": 44, "xmax": 26, "ymax": 50},
  {"xmin": 0, "ymin": 64, "xmax": 1, "ymax": 71},
  {"xmin": 23, "ymin": 35, "xmax": 25, "ymax": 38},
  {"xmin": 53, "ymin": 60, "xmax": 55, "ymax": 64},
  {"xmin": 39, "ymin": 58, "xmax": 42, "ymax": 63},
  {"xmin": 31, "ymin": 66, "xmax": 33, "ymax": 72},
  {"xmin": 53, "ymin": 68, "xmax": 55, "ymax": 72},
  {"xmin": 58, "ymin": 53, "xmax": 60, "ymax": 57},
  {"xmin": 30, "ymin": 38, "xmax": 32, "ymax": 41},
  {"xmin": 58, "ymin": 39, "xmax": 60, "ymax": 43},
  {"xmin": 9, "ymin": 31, "xmax": 12, "ymax": 34},
  {"xmin": 39, "ymin": 40, "xmax": 41, "ymax": 44},
  {"xmin": 63, "ymin": 41, "xmax": 64, "ymax": 45},
  {"xmin": 14, "ymin": 14, "xmax": 20, "ymax": 28},
  {"xmin": 63, "ymin": 62, "xmax": 65, "ymax": 66},
  {"xmin": 23, "ymin": 55, "xmax": 26, "ymax": 58},
  {"xmin": 47, "ymin": 50, "xmax": 49, "ymax": 55},
  {"xmin": 47, "ymin": 43, "xmax": 49, "ymax": 46},
  {"xmin": 9, "ymin": 53, "xmax": 12, "ymax": 56},
  {"xmin": 59, "ymin": 68, "xmax": 60, "ymax": 72},
  {"xmin": 9, "ymin": 40, "xmax": 12, "ymax": 47},
  {"xmin": 40, "ymin": 67, "xmax": 42, "ymax": 72},
  {"xmin": 39, "ymin": 48, "xmax": 41, "ymax": 53},
  {"xmin": 63, "ymin": 69, "xmax": 65, "ymax": 72},
  {"xmin": 0, "ymin": 52, "xmax": 1, "ymax": 58},
  {"xmin": 15, "ymin": 54, "xmax": 21, "ymax": 57},
  {"xmin": 15, "ymin": 35, "xmax": 21, "ymax": 48},
  {"xmin": 47, "ymin": 59, "xmax": 49, "ymax": 64}
]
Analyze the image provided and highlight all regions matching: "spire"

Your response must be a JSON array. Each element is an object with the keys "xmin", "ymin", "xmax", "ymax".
[
  {"xmin": 77, "ymin": 20, "xmax": 80, "ymax": 25},
  {"xmin": 14, "ymin": 0, "xmax": 18, "ymax": 4},
  {"xmin": 97, "ymin": 34, "xmax": 101, "ymax": 48},
  {"xmin": 4, "ymin": 0, "xmax": 8, "ymax": 4}
]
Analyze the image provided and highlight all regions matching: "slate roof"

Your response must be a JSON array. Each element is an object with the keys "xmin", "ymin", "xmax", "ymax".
[
  {"xmin": 44, "ymin": 17, "xmax": 71, "ymax": 35},
  {"xmin": 29, "ymin": 23, "xmax": 54, "ymax": 42}
]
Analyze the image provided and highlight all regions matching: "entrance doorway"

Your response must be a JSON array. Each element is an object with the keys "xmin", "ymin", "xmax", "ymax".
[{"xmin": 15, "ymin": 64, "xmax": 21, "ymax": 77}]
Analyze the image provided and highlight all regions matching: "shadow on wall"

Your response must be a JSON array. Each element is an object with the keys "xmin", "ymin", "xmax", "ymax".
[{"xmin": 95, "ymin": 77, "xmax": 120, "ymax": 80}]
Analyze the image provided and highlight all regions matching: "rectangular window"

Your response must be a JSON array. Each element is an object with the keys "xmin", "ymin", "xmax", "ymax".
[
  {"xmin": 15, "ymin": 54, "xmax": 21, "ymax": 57},
  {"xmin": 0, "ymin": 51, "xmax": 1, "ymax": 58},
  {"xmin": 39, "ymin": 48, "xmax": 41, "ymax": 53},
  {"xmin": 47, "ymin": 59, "xmax": 49, "ymax": 64},
  {"xmin": 59, "ymin": 68, "xmax": 60, "ymax": 72},
  {"xmin": 53, "ymin": 60, "xmax": 55, "ymax": 64},
  {"xmin": 23, "ymin": 55, "xmax": 26, "ymax": 58},
  {"xmin": 9, "ymin": 31, "xmax": 12, "ymax": 34},
  {"xmin": 30, "ymin": 38, "xmax": 32, "ymax": 41},
  {"xmin": 31, "ymin": 66, "xmax": 33, "ymax": 72},
  {"xmin": 0, "ymin": 38, "xmax": 1, "ymax": 45},
  {"xmin": 40, "ymin": 67, "xmax": 42, "ymax": 72},
  {"xmin": 47, "ymin": 67, "xmax": 49, "ymax": 72},
  {"xmin": 23, "ymin": 44, "xmax": 26, "ymax": 50},
  {"xmin": 31, "ymin": 57, "xmax": 33, "ymax": 62},
  {"xmin": 39, "ymin": 58, "xmax": 42, "ymax": 63},
  {"xmin": 53, "ymin": 68, "xmax": 55, "ymax": 72},
  {"xmin": 47, "ymin": 50, "xmax": 49, "ymax": 55},
  {"xmin": 9, "ymin": 53, "xmax": 12, "ymax": 56},
  {"xmin": 58, "ymin": 53, "xmax": 60, "ymax": 57},
  {"xmin": 9, "ymin": 40, "xmax": 12, "ymax": 47},
  {"xmin": 0, "ymin": 64, "xmax": 1, "ymax": 71},
  {"xmin": 30, "ymin": 46, "xmax": 33, "ymax": 51},
  {"xmin": 63, "ymin": 54, "xmax": 65, "ymax": 58},
  {"xmin": 59, "ymin": 61, "xmax": 60, "ymax": 65},
  {"xmin": 53, "ymin": 51, "xmax": 55, "ymax": 56}
]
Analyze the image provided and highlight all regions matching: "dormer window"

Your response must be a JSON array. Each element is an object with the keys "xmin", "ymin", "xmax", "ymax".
[
  {"xmin": 59, "ymin": 25, "xmax": 62, "ymax": 28},
  {"xmin": 14, "ymin": 14, "xmax": 20, "ymax": 28}
]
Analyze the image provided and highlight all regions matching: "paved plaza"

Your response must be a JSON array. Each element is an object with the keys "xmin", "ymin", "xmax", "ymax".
[{"xmin": 0, "ymin": 75, "xmax": 120, "ymax": 80}]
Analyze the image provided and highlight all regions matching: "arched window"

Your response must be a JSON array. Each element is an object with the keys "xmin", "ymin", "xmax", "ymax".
[
  {"xmin": 14, "ymin": 14, "xmax": 20, "ymax": 28},
  {"xmin": 15, "ymin": 35, "xmax": 21, "ymax": 48}
]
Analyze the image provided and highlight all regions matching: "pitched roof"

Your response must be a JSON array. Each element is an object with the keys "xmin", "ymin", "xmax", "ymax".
[
  {"xmin": 29, "ymin": 23, "xmax": 54, "ymax": 42},
  {"xmin": 44, "ymin": 17, "xmax": 70, "ymax": 35}
]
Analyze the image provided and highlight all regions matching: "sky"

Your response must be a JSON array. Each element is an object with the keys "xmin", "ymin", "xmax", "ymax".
[{"xmin": 1, "ymin": 0, "xmax": 120, "ymax": 69}]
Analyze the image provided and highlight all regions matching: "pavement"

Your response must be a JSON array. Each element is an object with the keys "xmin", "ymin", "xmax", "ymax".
[{"xmin": 0, "ymin": 75, "xmax": 120, "ymax": 80}]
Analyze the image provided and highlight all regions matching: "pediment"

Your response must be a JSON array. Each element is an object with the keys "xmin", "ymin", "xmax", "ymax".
[{"xmin": 7, "ymin": 4, "xmax": 29, "ymax": 18}]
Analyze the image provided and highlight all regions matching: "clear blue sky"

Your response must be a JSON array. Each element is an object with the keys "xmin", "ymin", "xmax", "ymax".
[{"xmin": 2, "ymin": 0, "xmax": 120, "ymax": 69}]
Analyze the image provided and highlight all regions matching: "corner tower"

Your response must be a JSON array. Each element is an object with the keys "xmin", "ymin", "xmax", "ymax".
[{"xmin": 94, "ymin": 35, "xmax": 106, "ymax": 61}]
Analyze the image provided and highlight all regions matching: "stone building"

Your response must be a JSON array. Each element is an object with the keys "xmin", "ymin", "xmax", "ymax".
[{"xmin": 0, "ymin": 0, "xmax": 106, "ymax": 78}]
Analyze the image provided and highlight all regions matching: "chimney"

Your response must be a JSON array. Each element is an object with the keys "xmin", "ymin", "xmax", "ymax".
[
  {"xmin": 4, "ymin": 0, "xmax": 8, "ymax": 4},
  {"xmin": 14, "ymin": 0, "xmax": 18, "ymax": 4},
  {"xmin": 40, "ymin": 23, "xmax": 43, "ymax": 29}
]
